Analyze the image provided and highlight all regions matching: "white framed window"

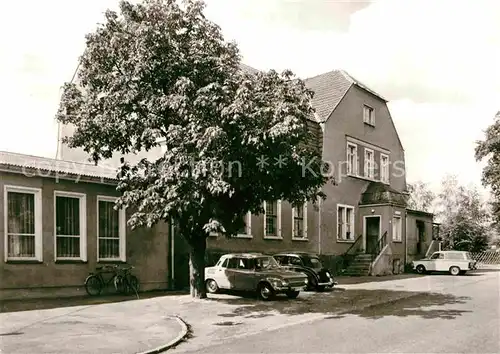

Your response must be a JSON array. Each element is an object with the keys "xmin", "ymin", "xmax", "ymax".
[
  {"xmin": 363, "ymin": 105, "xmax": 375, "ymax": 126},
  {"xmin": 380, "ymin": 153, "xmax": 389, "ymax": 183},
  {"xmin": 292, "ymin": 202, "xmax": 308, "ymax": 240},
  {"xmin": 97, "ymin": 196, "xmax": 126, "ymax": 262},
  {"xmin": 337, "ymin": 204, "xmax": 355, "ymax": 241},
  {"xmin": 364, "ymin": 148, "xmax": 375, "ymax": 179},
  {"xmin": 234, "ymin": 212, "xmax": 252, "ymax": 238},
  {"xmin": 346, "ymin": 143, "xmax": 358, "ymax": 175},
  {"xmin": 54, "ymin": 191, "xmax": 87, "ymax": 261},
  {"xmin": 4, "ymin": 185, "xmax": 43, "ymax": 261},
  {"xmin": 392, "ymin": 215, "xmax": 402, "ymax": 242},
  {"xmin": 264, "ymin": 200, "xmax": 282, "ymax": 239}
]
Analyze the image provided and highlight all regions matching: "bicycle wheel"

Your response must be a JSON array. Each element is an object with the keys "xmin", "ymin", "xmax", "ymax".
[
  {"xmin": 113, "ymin": 275, "xmax": 127, "ymax": 294},
  {"xmin": 85, "ymin": 275, "xmax": 103, "ymax": 296},
  {"xmin": 127, "ymin": 275, "xmax": 139, "ymax": 294}
]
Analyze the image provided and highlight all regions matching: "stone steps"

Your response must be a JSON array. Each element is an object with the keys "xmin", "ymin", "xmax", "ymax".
[{"xmin": 343, "ymin": 254, "xmax": 374, "ymax": 276}]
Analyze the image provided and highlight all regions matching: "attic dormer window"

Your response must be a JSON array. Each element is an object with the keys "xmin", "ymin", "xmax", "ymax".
[{"xmin": 363, "ymin": 105, "xmax": 375, "ymax": 126}]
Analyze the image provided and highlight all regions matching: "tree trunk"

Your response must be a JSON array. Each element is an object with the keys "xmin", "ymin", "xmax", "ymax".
[{"xmin": 188, "ymin": 236, "xmax": 207, "ymax": 299}]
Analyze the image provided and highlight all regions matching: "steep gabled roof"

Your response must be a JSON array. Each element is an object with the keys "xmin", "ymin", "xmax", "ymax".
[
  {"xmin": 240, "ymin": 65, "xmax": 388, "ymax": 124},
  {"xmin": 303, "ymin": 70, "xmax": 352, "ymax": 123},
  {"xmin": 303, "ymin": 69, "xmax": 387, "ymax": 123}
]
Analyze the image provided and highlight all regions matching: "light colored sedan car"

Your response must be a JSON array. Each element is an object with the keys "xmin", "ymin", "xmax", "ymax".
[
  {"xmin": 412, "ymin": 251, "xmax": 477, "ymax": 276},
  {"xmin": 205, "ymin": 253, "xmax": 308, "ymax": 300}
]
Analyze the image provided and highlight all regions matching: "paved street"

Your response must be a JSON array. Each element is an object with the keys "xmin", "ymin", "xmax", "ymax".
[
  {"xmin": 173, "ymin": 270, "xmax": 500, "ymax": 354},
  {"xmin": 1, "ymin": 271, "xmax": 498, "ymax": 354}
]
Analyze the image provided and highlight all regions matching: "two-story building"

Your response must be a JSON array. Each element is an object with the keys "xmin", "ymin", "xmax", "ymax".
[
  {"xmin": 199, "ymin": 69, "xmax": 439, "ymax": 278},
  {"xmin": 3, "ymin": 65, "xmax": 437, "ymax": 297}
]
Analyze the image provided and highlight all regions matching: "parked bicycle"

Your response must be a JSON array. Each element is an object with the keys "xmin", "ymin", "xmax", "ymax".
[
  {"xmin": 84, "ymin": 264, "xmax": 140, "ymax": 298},
  {"xmin": 114, "ymin": 265, "xmax": 140, "ymax": 297}
]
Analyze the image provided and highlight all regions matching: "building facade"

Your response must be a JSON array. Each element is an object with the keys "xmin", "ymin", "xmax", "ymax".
[
  {"xmin": 56, "ymin": 67, "xmax": 437, "ymax": 282},
  {"xmin": 0, "ymin": 151, "xmax": 172, "ymax": 300}
]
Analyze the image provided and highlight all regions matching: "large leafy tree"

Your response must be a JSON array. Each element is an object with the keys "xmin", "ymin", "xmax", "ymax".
[
  {"xmin": 435, "ymin": 175, "xmax": 490, "ymax": 252},
  {"xmin": 56, "ymin": 0, "xmax": 330, "ymax": 298},
  {"xmin": 476, "ymin": 111, "xmax": 500, "ymax": 226},
  {"xmin": 406, "ymin": 181, "xmax": 435, "ymax": 213}
]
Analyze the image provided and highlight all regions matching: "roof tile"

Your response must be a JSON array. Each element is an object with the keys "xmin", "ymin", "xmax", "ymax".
[
  {"xmin": 240, "ymin": 65, "xmax": 386, "ymax": 123},
  {"xmin": 303, "ymin": 70, "xmax": 353, "ymax": 122}
]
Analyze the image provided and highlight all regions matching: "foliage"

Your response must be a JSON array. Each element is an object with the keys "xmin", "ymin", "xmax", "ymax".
[
  {"xmin": 55, "ymin": 0, "xmax": 330, "ymax": 298},
  {"xmin": 476, "ymin": 111, "xmax": 500, "ymax": 228},
  {"xmin": 436, "ymin": 175, "xmax": 490, "ymax": 253},
  {"xmin": 406, "ymin": 181, "xmax": 435, "ymax": 213}
]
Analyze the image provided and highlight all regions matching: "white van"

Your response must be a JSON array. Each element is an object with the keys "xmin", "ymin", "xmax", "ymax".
[{"xmin": 412, "ymin": 251, "xmax": 477, "ymax": 276}]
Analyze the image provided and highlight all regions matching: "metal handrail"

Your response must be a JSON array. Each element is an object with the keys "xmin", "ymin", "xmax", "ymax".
[
  {"xmin": 343, "ymin": 234, "xmax": 363, "ymax": 256},
  {"xmin": 341, "ymin": 234, "xmax": 363, "ymax": 271},
  {"xmin": 372, "ymin": 231, "xmax": 388, "ymax": 260}
]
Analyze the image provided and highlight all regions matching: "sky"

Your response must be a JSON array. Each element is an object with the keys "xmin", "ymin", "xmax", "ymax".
[{"xmin": 1, "ymin": 0, "xmax": 499, "ymax": 195}]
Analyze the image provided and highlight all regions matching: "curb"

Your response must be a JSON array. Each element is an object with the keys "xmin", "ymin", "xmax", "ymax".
[{"xmin": 137, "ymin": 316, "xmax": 190, "ymax": 354}]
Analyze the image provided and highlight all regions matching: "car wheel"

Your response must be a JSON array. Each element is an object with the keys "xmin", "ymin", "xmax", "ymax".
[
  {"xmin": 449, "ymin": 266, "xmax": 460, "ymax": 276},
  {"xmin": 258, "ymin": 283, "xmax": 275, "ymax": 301},
  {"xmin": 309, "ymin": 276, "xmax": 318, "ymax": 290},
  {"xmin": 416, "ymin": 265, "xmax": 426, "ymax": 274},
  {"xmin": 286, "ymin": 290, "xmax": 300, "ymax": 299},
  {"xmin": 205, "ymin": 279, "xmax": 219, "ymax": 294},
  {"xmin": 316, "ymin": 285, "xmax": 326, "ymax": 292}
]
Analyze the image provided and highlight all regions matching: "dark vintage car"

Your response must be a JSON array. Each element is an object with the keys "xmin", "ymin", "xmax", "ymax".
[{"xmin": 273, "ymin": 252, "xmax": 337, "ymax": 291}]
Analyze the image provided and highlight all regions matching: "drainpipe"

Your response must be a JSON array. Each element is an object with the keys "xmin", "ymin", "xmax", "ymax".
[
  {"xmin": 170, "ymin": 217, "xmax": 175, "ymax": 290},
  {"xmin": 404, "ymin": 211, "xmax": 408, "ymax": 265},
  {"xmin": 318, "ymin": 196, "xmax": 322, "ymax": 255}
]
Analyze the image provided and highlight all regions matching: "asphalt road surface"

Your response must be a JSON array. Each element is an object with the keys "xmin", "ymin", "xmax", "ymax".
[{"xmin": 175, "ymin": 270, "xmax": 500, "ymax": 353}]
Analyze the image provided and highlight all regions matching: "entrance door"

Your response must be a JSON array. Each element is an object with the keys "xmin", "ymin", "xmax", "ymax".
[
  {"xmin": 416, "ymin": 221, "xmax": 425, "ymax": 255},
  {"xmin": 365, "ymin": 216, "xmax": 381, "ymax": 254}
]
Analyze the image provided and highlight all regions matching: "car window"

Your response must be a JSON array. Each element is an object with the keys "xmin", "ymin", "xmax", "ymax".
[
  {"xmin": 227, "ymin": 258, "xmax": 239, "ymax": 269},
  {"xmin": 430, "ymin": 253, "xmax": 441, "ymax": 260},
  {"xmin": 303, "ymin": 256, "xmax": 322, "ymax": 268},
  {"xmin": 446, "ymin": 253, "xmax": 466, "ymax": 260},
  {"xmin": 221, "ymin": 258, "xmax": 229, "ymax": 268},
  {"xmin": 290, "ymin": 257, "xmax": 303, "ymax": 266},
  {"xmin": 255, "ymin": 256, "xmax": 279, "ymax": 270},
  {"xmin": 274, "ymin": 256, "xmax": 287, "ymax": 265},
  {"xmin": 466, "ymin": 252, "xmax": 473, "ymax": 260},
  {"xmin": 238, "ymin": 258, "xmax": 254, "ymax": 270}
]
